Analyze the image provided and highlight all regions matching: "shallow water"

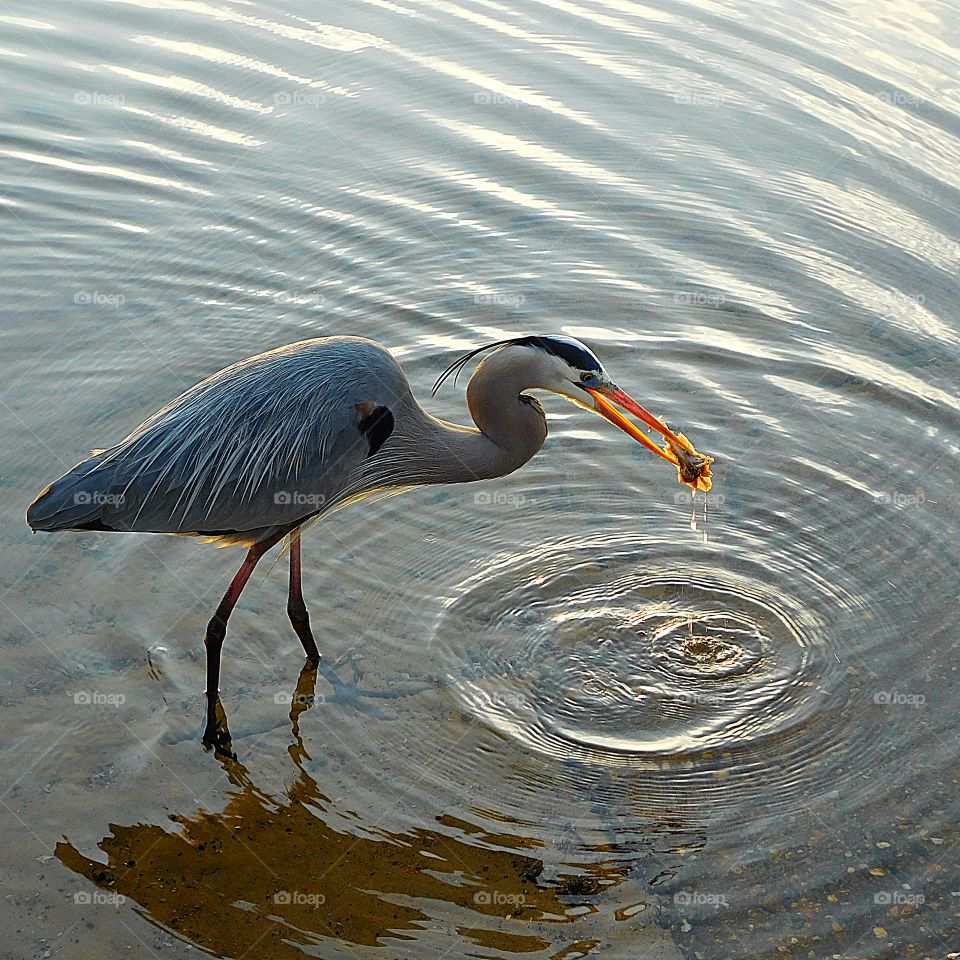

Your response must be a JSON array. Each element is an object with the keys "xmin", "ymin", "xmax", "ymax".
[{"xmin": 3, "ymin": 0, "xmax": 959, "ymax": 957}]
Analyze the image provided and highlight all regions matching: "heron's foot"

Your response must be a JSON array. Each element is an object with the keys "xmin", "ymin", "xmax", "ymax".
[
  {"xmin": 201, "ymin": 694, "xmax": 236, "ymax": 760},
  {"xmin": 287, "ymin": 599, "xmax": 321, "ymax": 661}
]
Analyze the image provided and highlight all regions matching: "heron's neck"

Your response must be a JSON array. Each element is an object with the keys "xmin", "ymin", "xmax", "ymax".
[
  {"xmin": 378, "ymin": 352, "xmax": 548, "ymax": 487},
  {"xmin": 463, "ymin": 352, "xmax": 548, "ymax": 479}
]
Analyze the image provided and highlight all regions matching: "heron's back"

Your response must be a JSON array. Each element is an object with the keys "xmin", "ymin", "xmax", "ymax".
[{"xmin": 27, "ymin": 337, "xmax": 411, "ymax": 543}]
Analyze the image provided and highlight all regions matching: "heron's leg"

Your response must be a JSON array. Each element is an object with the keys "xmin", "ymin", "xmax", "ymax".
[
  {"xmin": 204, "ymin": 543, "xmax": 268, "ymax": 699},
  {"xmin": 287, "ymin": 530, "xmax": 321, "ymax": 663}
]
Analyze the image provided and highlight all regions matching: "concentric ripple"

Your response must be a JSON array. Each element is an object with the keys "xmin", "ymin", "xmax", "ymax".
[
  {"xmin": 457, "ymin": 558, "xmax": 822, "ymax": 759},
  {"xmin": 431, "ymin": 524, "xmax": 900, "ymax": 827}
]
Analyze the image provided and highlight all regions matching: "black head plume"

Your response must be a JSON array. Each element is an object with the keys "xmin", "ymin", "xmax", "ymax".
[{"xmin": 432, "ymin": 335, "xmax": 602, "ymax": 395}]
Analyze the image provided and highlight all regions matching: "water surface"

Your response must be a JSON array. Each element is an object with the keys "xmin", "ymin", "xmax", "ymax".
[{"xmin": 3, "ymin": 0, "xmax": 959, "ymax": 957}]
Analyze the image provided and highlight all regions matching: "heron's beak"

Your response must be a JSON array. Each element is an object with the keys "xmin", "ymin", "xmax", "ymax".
[{"xmin": 585, "ymin": 386, "xmax": 714, "ymax": 491}]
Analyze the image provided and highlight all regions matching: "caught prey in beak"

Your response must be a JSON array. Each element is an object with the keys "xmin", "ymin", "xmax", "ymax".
[{"xmin": 586, "ymin": 387, "xmax": 714, "ymax": 492}]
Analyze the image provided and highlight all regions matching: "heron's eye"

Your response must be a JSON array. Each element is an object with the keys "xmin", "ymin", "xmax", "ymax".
[{"xmin": 580, "ymin": 371, "xmax": 595, "ymax": 383}]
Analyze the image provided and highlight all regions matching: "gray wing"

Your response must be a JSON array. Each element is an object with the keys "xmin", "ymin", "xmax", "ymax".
[{"xmin": 27, "ymin": 336, "xmax": 407, "ymax": 537}]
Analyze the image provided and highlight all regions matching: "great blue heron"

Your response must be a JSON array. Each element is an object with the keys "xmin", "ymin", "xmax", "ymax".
[{"xmin": 27, "ymin": 334, "xmax": 711, "ymax": 745}]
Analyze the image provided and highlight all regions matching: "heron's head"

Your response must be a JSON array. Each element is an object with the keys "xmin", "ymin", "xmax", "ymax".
[{"xmin": 433, "ymin": 334, "xmax": 713, "ymax": 490}]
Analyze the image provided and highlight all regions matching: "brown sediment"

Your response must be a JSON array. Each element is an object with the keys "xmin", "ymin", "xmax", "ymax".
[{"xmin": 55, "ymin": 749, "xmax": 631, "ymax": 958}]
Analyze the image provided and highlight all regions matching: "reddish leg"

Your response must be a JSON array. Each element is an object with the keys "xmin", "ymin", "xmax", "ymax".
[
  {"xmin": 202, "ymin": 536, "xmax": 282, "ymax": 750},
  {"xmin": 204, "ymin": 543, "xmax": 269, "ymax": 698},
  {"xmin": 287, "ymin": 529, "xmax": 320, "ymax": 662}
]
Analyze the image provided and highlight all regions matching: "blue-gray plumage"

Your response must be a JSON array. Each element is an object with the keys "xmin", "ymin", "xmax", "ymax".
[
  {"xmin": 29, "ymin": 338, "xmax": 415, "ymax": 544},
  {"xmin": 27, "ymin": 333, "xmax": 700, "ymax": 749}
]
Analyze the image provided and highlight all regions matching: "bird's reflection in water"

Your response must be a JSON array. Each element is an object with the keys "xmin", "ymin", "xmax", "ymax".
[
  {"xmin": 201, "ymin": 652, "xmax": 422, "ymax": 756},
  {"xmin": 56, "ymin": 665, "xmax": 636, "ymax": 958}
]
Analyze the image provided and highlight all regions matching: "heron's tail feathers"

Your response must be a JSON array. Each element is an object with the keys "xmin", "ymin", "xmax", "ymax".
[{"xmin": 26, "ymin": 455, "xmax": 115, "ymax": 532}]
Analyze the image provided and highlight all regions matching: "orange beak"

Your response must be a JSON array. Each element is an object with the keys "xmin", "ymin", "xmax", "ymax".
[{"xmin": 585, "ymin": 387, "xmax": 714, "ymax": 492}]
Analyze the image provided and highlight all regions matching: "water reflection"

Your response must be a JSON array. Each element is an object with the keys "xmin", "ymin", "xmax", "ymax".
[
  {"xmin": 57, "ymin": 665, "xmax": 680, "ymax": 958},
  {"xmin": 200, "ymin": 648, "xmax": 428, "ymax": 759}
]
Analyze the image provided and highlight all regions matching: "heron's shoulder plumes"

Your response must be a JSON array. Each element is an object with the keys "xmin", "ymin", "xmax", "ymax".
[
  {"xmin": 27, "ymin": 336, "xmax": 410, "ymax": 537},
  {"xmin": 431, "ymin": 334, "xmax": 599, "ymax": 395}
]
